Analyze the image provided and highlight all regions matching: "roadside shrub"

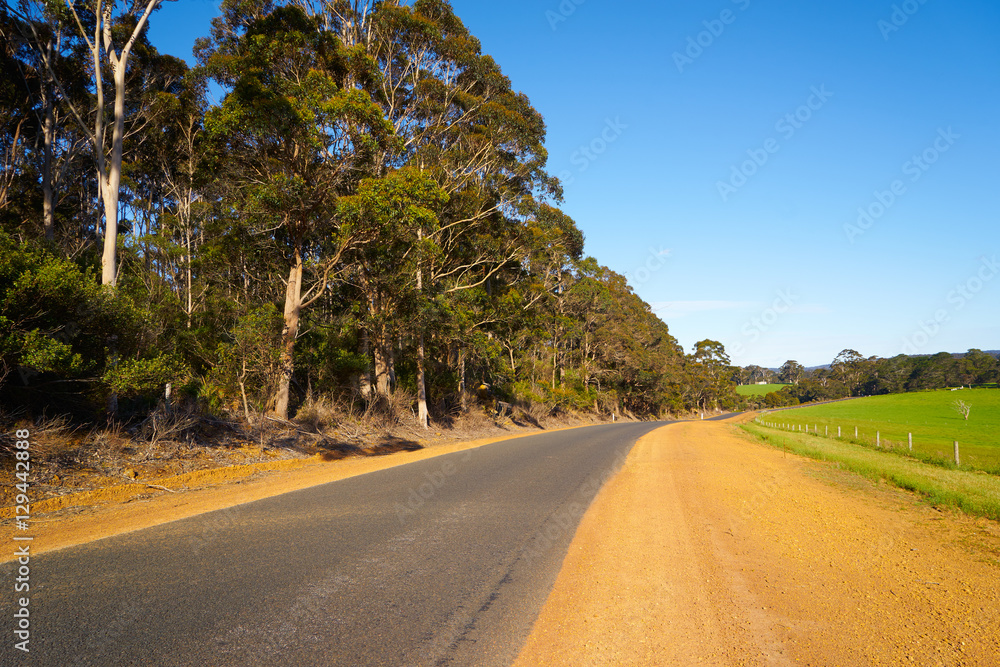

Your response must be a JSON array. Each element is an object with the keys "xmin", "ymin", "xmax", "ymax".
[{"xmin": 0, "ymin": 230, "xmax": 182, "ymax": 415}]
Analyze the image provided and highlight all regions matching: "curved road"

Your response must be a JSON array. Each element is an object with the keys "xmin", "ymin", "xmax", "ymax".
[{"xmin": 12, "ymin": 422, "xmax": 665, "ymax": 666}]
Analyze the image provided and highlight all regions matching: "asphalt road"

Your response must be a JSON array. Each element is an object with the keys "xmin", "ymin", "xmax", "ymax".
[{"xmin": 4, "ymin": 422, "xmax": 666, "ymax": 666}]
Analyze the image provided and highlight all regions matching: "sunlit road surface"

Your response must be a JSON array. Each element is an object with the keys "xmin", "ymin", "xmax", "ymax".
[{"xmin": 10, "ymin": 422, "xmax": 665, "ymax": 666}]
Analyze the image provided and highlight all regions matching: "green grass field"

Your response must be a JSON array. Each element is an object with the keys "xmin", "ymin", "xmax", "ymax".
[
  {"xmin": 740, "ymin": 422, "xmax": 1000, "ymax": 521},
  {"xmin": 736, "ymin": 383, "xmax": 790, "ymax": 397},
  {"xmin": 757, "ymin": 388, "xmax": 1000, "ymax": 472}
]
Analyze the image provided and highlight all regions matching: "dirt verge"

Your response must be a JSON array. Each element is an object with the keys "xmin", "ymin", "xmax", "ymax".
[{"xmin": 514, "ymin": 417, "xmax": 1000, "ymax": 666}]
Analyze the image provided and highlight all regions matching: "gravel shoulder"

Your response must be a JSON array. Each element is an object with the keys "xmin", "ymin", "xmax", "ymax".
[{"xmin": 514, "ymin": 416, "xmax": 1000, "ymax": 665}]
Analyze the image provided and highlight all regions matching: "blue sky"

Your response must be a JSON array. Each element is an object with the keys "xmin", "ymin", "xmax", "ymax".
[{"xmin": 149, "ymin": 0, "xmax": 1000, "ymax": 368}]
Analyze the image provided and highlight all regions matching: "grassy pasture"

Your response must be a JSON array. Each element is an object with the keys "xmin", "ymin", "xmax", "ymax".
[
  {"xmin": 758, "ymin": 389, "xmax": 1000, "ymax": 472},
  {"xmin": 736, "ymin": 383, "xmax": 790, "ymax": 397},
  {"xmin": 740, "ymin": 422, "xmax": 1000, "ymax": 521}
]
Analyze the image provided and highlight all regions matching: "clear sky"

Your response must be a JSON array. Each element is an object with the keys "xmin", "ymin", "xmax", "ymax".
[{"xmin": 148, "ymin": 0, "xmax": 1000, "ymax": 368}]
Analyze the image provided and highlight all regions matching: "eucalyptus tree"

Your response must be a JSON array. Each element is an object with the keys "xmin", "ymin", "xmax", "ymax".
[
  {"xmin": 0, "ymin": 7, "xmax": 32, "ymax": 220},
  {"xmin": 831, "ymin": 348, "xmax": 867, "ymax": 395},
  {"xmin": 303, "ymin": 1, "xmax": 560, "ymax": 426},
  {"xmin": 202, "ymin": 2, "xmax": 393, "ymax": 419},
  {"xmin": 16, "ymin": 0, "xmax": 171, "ymax": 283},
  {"xmin": 124, "ymin": 61, "xmax": 207, "ymax": 329},
  {"xmin": 687, "ymin": 339, "xmax": 733, "ymax": 413},
  {"xmin": 779, "ymin": 359, "xmax": 804, "ymax": 385},
  {"xmin": 0, "ymin": 2, "xmax": 90, "ymax": 242}
]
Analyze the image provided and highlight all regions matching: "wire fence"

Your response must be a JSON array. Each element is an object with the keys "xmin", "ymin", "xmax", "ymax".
[{"xmin": 753, "ymin": 415, "xmax": 966, "ymax": 467}]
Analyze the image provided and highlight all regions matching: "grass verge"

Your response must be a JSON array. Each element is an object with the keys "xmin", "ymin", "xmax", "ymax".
[{"xmin": 740, "ymin": 422, "xmax": 1000, "ymax": 522}]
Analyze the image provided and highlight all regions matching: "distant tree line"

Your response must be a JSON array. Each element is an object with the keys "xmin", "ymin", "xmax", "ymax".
[
  {"xmin": 739, "ymin": 349, "xmax": 1000, "ymax": 408},
  {"xmin": 0, "ymin": 0, "xmax": 743, "ymax": 427}
]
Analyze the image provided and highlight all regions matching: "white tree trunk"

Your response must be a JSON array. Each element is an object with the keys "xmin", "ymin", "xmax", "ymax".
[
  {"xmin": 417, "ymin": 333, "xmax": 429, "ymax": 428},
  {"xmin": 273, "ymin": 252, "xmax": 304, "ymax": 420},
  {"xmin": 416, "ymin": 231, "xmax": 428, "ymax": 428},
  {"xmin": 64, "ymin": 0, "xmax": 162, "ymax": 286}
]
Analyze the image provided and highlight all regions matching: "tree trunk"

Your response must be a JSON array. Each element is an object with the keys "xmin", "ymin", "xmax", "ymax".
[
  {"xmin": 184, "ymin": 222, "xmax": 193, "ymax": 327},
  {"xmin": 373, "ymin": 338, "xmax": 394, "ymax": 397},
  {"xmin": 273, "ymin": 251, "xmax": 304, "ymax": 420},
  {"xmin": 358, "ymin": 330, "xmax": 372, "ymax": 398},
  {"xmin": 41, "ymin": 88, "xmax": 55, "ymax": 242},
  {"xmin": 99, "ymin": 56, "xmax": 128, "ymax": 286},
  {"xmin": 415, "ymin": 230, "xmax": 428, "ymax": 428},
  {"xmin": 458, "ymin": 347, "xmax": 468, "ymax": 411},
  {"xmin": 239, "ymin": 358, "xmax": 251, "ymax": 423},
  {"xmin": 417, "ymin": 333, "xmax": 429, "ymax": 428},
  {"xmin": 551, "ymin": 343, "xmax": 557, "ymax": 391},
  {"xmin": 361, "ymin": 271, "xmax": 394, "ymax": 398}
]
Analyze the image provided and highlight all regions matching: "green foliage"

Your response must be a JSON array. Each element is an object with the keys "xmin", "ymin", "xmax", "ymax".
[
  {"xmin": 104, "ymin": 353, "xmax": 188, "ymax": 398},
  {"xmin": 208, "ymin": 304, "xmax": 284, "ymax": 411},
  {"xmin": 0, "ymin": 231, "xmax": 184, "ymax": 412},
  {"xmin": 0, "ymin": 2, "xmax": 740, "ymax": 427}
]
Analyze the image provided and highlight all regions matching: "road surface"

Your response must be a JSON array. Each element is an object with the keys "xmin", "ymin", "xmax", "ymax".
[{"xmin": 4, "ymin": 422, "xmax": 665, "ymax": 666}]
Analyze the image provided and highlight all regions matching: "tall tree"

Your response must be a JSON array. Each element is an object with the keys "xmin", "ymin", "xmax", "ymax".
[
  {"xmin": 328, "ymin": 0, "xmax": 559, "ymax": 425},
  {"xmin": 831, "ymin": 348, "xmax": 867, "ymax": 396},
  {"xmin": 779, "ymin": 359, "xmax": 804, "ymax": 384},
  {"xmin": 688, "ymin": 339, "xmax": 732, "ymax": 412},
  {"xmin": 57, "ymin": 0, "xmax": 169, "ymax": 285},
  {"xmin": 203, "ymin": 2, "xmax": 392, "ymax": 419}
]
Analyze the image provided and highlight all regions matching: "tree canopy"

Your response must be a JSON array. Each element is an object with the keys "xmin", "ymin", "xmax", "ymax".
[{"xmin": 2, "ymin": 0, "xmax": 741, "ymax": 425}]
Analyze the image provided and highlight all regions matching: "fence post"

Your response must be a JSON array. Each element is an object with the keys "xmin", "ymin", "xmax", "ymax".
[
  {"xmin": 877, "ymin": 431, "xmax": 880, "ymax": 447},
  {"xmin": 908, "ymin": 433, "xmax": 912, "ymax": 452},
  {"xmin": 825, "ymin": 425, "xmax": 828, "ymax": 436},
  {"xmin": 855, "ymin": 426, "xmax": 858, "ymax": 438},
  {"xmin": 838, "ymin": 426, "xmax": 841, "ymax": 438},
  {"xmin": 954, "ymin": 441, "xmax": 960, "ymax": 466}
]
